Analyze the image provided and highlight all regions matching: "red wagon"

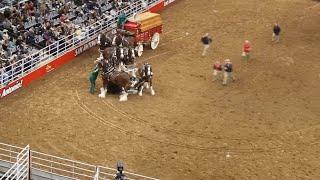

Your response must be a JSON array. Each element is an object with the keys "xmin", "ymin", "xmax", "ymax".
[{"xmin": 124, "ymin": 12, "xmax": 163, "ymax": 56}]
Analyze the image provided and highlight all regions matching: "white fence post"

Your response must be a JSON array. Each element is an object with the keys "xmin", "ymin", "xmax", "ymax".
[
  {"xmin": 28, "ymin": 149, "xmax": 31, "ymax": 180},
  {"xmin": 0, "ymin": 144, "xmax": 30, "ymax": 180},
  {"xmin": 94, "ymin": 166, "xmax": 100, "ymax": 180},
  {"xmin": 16, "ymin": 154, "xmax": 20, "ymax": 179}
]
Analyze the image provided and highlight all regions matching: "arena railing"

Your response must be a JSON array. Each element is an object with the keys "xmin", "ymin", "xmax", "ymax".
[
  {"xmin": 0, "ymin": 144, "xmax": 30, "ymax": 180},
  {"xmin": 0, "ymin": 0, "xmax": 161, "ymax": 88},
  {"xmin": 0, "ymin": 142, "xmax": 24, "ymax": 166},
  {"xmin": 0, "ymin": 142, "xmax": 159, "ymax": 180}
]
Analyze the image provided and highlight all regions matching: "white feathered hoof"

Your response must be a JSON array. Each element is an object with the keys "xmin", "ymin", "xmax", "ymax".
[
  {"xmin": 138, "ymin": 91, "xmax": 143, "ymax": 96},
  {"xmin": 99, "ymin": 88, "xmax": 106, "ymax": 98},
  {"xmin": 119, "ymin": 93, "xmax": 128, "ymax": 102},
  {"xmin": 145, "ymin": 83, "xmax": 150, "ymax": 89},
  {"xmin": 151, "ymin": 89, "xmax": 155, "ymax": 96},
  {"xmin": 150, "ymin": 87, "xmax": 155, "ymax": 96}
]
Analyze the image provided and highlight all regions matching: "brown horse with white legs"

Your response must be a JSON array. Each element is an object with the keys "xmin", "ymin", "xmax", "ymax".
[
  {"xmin": 98, "ymin": 52, "xmax": 132, "ymax": 102},
  {"xmin": 137, "ymin": 62, "xmax": 155, "ymax": 96}
]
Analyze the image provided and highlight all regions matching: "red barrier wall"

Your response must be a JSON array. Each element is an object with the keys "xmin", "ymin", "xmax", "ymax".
[
  {"xmin": 0, "ymin": 50, "xmax": 76, "ymax": 98},
  {"xmin": 149, "ymin": 1, "xmax": 165, "ymax": 12}
]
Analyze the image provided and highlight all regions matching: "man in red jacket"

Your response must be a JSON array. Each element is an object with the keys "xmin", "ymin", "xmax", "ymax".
[{"xmin": 242, "ymin": 40, "xmax": 252, "ymax": 62}]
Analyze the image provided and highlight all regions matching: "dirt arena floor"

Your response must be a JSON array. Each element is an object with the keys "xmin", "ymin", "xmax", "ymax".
[{"xmin": 1, "ymin": 0, "xmax": 320, "ymax": 179}]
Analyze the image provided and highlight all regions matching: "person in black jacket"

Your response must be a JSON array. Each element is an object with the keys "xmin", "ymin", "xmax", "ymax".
[
  {"xmin": 272, "ymin": 23, "xmax": 281, "ymax": 43},
  {"xmin": 222, "ymin": 59, "xmax": 235, "ymax": 85},
  {"xmin": 114, "ymin": 161, "xmax": 125, "ymax": 180},
  {"xmin": 201, "ymin": 33, "xmax": 212, "ymax": 56}
]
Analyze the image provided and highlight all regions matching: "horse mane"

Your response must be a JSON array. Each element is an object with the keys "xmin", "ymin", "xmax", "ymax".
[
  {"xmin": 102, "ymin": 47, "xmax": 114, "ymax": 59},
  {"xmin": 122, "ymin": 38, "xmax": 130, "ymax": 47},
  {"xmin": 114, "ymin": 34, "xmax": 124, "ymax": 47},
  {"xmin": 100, "ymin": 33, "xmax": 107, "ymax": 41}
]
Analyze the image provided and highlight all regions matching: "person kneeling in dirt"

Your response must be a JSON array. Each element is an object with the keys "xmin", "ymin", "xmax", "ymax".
[
  {"xmin": 213, "ymin": 60, "xmax": 222, "ymax": 81},
  {"xmin": 222, "ymin": 59, "xmax": 235, "ymax": 85}
]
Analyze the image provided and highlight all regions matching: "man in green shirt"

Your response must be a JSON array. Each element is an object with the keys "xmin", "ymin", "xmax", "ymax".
[{"xmin": 89, "ymin": 66, "xmax": 100, "ymax": 94}]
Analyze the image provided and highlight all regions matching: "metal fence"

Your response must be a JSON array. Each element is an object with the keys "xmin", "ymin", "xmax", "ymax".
[
  {"xmin": 0, "ymin": 144, "xmax": 30, "ymax": 180},
  {"xmin": 0, "ymin": 142, "xmax": 159, "ymax": 180},
  {"xmin": 0, "ymin": 0, "xmax": 161, "ymax": 88}
]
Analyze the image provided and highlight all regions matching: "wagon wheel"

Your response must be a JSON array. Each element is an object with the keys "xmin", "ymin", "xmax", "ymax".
[
  {"xmin": 150, "ymin": 33, "xmax": 160, "ymax": 50},
  {"xmin": 135, "ymin": 44, "xmax": 143, "ymax": 57}
]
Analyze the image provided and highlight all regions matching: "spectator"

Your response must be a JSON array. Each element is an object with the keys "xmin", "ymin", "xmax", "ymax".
[
  {"xmin": 74, "ymin": 25, "xmax": 82, "ymax": 37},
  {"xmin": 39, "ymin": 1, "xmax": 48, "ymax": 16},
  {"xmin": 11, "ymin": 56, "xmax": 22, "ymax": 80},
  {"xmin": 2, "ymin": 29, "xmax": 10, "ymax": 41},
  {"xmin": 272, "ymin": 23, "xmax": 281, "ymax": 43},
  {"xmin": 16, "ymin": 35, "xmax": 24, "ymax": 46},
  {"xmin": 0, "ymin": 66, "xmax": 9, "ymax": 86},
  {"xmin": 201, "ymin": 33, "xmax": 212, "ymax": 56},
  {"xmin": 25, "ymin": 28, "xmax": 36, "ymax": 45},
  {"xmin": 74, "ymin": 0, "xmax": 84, "ymax": 6},
  {"xmin": 2, "ymin": 39, "xmax": 9, "ymax": 52},
  {"xmin": 59, "ymin": 13, "xmax": 68, "ymax": 23},
  {"xmin": 74, "ymin": 13, "xmax": 84, "ymax": 25},
  {"xmin": 43, "ymin": 29, "xmax": 53, "ymax": 46},
  {"xmin": 26, "ymin": 1, "xmax": 35, "ymax": 16}
]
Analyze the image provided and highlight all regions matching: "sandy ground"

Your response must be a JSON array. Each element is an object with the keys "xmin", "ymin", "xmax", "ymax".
[{"xmin": 1, "ymin": 0, "xmax": 320, "ymax": 179}]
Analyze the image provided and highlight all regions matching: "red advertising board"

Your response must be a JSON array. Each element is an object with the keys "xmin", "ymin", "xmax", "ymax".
[
  {"xmin": 0, "ymin": 50, "xmax": 76, "ymax": 98},
  {"xmin": 149, "ymin": 0, "xmax": 176, "ymax": 12},
  {"xmin": 0, "ymin": 0, "xmax": 176, "ymax": 99}
]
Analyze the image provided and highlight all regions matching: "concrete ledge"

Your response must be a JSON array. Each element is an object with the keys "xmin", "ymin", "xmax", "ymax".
[{"xmin": 1, "ymin": 160, "xmax": 73, "ymax": 180}]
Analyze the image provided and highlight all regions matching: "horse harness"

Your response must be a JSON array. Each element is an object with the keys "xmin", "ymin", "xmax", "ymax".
[
  {"xmin": 100, "ymin": 59, "xmax": 115, "ymax": 77},
  {"xmin": 112, "ymin": 34, "xmax": 125, "ymax": 47},
  {"xmin": 142, "ymin": 64, "xmax": 153, "ymax": 78}
]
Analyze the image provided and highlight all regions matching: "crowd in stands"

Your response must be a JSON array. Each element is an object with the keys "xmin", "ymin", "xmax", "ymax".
[{"xmin": 0, "ymin": 0, "xmax": 138, "ymax": 86}]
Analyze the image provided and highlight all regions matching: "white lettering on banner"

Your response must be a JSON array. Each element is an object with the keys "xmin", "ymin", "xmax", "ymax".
[
  {"xmin": 46, "ymin": 65, "xmax": 54, "ymax": 73},
  {"xmin": 1, "ymin": 80, "xmax": 23, "ymax": 97},
  {"xmin": 75, "ymin": 40, "xmax": 98, "ymax": 56},
  {"xmin": 164, "ymin": 0, "xmax": 175, "ymax": 6}
]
